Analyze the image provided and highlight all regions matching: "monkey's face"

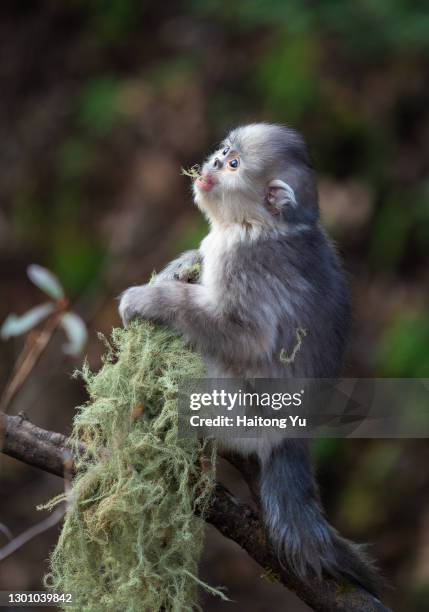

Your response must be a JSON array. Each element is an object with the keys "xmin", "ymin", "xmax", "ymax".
[
  {"xmin": 193, "ymin": 124, "xmax": 269, "ymax": 225},
  {"xmin": 192, "ymin": 123, "xmax": 318, "ymax": 227}
]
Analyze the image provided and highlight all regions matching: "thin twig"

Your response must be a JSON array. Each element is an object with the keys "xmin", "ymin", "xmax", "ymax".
[
  {"xmin": 0, "ymin": 523, "xmax": 13, "ymax": 542},
  {"xmin": 0, "ymin": 310, "xmax": 64, "ymax": 412},
  {"xmin": 0, "ymin": 505, "xmax": 66, "ymax": 562}
]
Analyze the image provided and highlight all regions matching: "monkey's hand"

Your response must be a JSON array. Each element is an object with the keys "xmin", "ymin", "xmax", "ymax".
[
  {"xmin": 119, "ymin": 249, "xmax": 202, "ymax": 326},
  {"xmin": 155, "ymin": 249, "xmax": 202, "ymax": 284},
  {"xmin": 118, "ymin": 285, "xmax": 157, "ymax": 327}
]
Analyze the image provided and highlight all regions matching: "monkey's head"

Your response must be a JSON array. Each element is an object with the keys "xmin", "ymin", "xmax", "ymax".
[{"xmin": 193, "ymin": 123, "xmax": 319, "ymax": 229}]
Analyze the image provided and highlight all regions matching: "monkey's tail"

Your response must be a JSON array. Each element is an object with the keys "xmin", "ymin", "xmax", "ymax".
[{"xmin": 259, "ymin": 439, "xmax": 381, "ymax": 596}]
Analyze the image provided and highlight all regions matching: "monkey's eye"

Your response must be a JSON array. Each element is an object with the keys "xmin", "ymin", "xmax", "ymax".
[
  {"xmin": 222, "ymin": 146, "xmax": 230, "ymax": 155},
  {"xmin": 228, "ymin": 158, "xmax": 239, "ymax": 170}
]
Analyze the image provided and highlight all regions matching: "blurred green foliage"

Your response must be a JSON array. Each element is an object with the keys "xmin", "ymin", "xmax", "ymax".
[
  {"xmin": 79, "ymin": 0, "xmax": 147, "ymax": 45},
  {"xmin": 190, "ymin": 0, "xmax": 429, "ymax": 53},
  {"xmin": 255, "ymin": 33, "xmax": 319, "ymax": 125},
  {"xmin": 78, "ymin": 76, "xmax": 123, "ymax": 136},
  {"xmin": 339, "ymin": 441, "xmax": 403, "ymax": 531},
  {"xmin": 49, "ymin": 231, "xmax": 105, "ymax": 297},
  {"xmin": 370, "ymin": 196, "xmax": 415, "ymax": 270},
  {"xmin": 146, "ymin": 55, "xmax": 201, "ymax": 89},
  {"xmin": 59, "ymin": 138, "xmax": 94, "ymax": 182},
  {"xmin": 377, "ymin": 315, "xmax": 429, "ymax": 377}
]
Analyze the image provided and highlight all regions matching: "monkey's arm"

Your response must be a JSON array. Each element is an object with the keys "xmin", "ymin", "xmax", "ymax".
[
  {"xmin": 119, "ymin": 281, "xmax": 274, "ymax": 360},
  {"xmin": 154, "ymin": 250, "xmax": 202, "ymax": 283}
]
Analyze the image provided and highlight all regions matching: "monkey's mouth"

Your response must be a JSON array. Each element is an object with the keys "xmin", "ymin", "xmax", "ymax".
[{"xmin": 195, "ymin": 173, "xmax": 216, "ymax": 192}]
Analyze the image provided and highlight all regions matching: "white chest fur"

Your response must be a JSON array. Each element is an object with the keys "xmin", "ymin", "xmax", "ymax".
[{"xmin": 199, "ymin": 225, "xmax": 244, "ymax": 288}]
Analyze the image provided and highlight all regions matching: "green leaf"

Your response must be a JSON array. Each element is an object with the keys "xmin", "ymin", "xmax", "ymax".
[
  {"xmin": 0, "ymin": 303, "xmax": 55, "ymax": 340},
  {"xmin": 60, "ymin": 312, "xmax": 88, "ymax": 356},
  {"xmin": 27, "ymin": 265, "xmax": 65, "ymax": 301}
]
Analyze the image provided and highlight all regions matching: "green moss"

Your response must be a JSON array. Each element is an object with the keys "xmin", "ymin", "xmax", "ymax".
[
  {"xmin": 180, "ymin": 165, "xmax": 201, "ymax": 180},
  {"xmin": 45, "ymin": 321, "xmax": 221, "ymax": 611},
  {"xmin": 182, "ymin": 264, "xmax": 202, "ymax": 284}
]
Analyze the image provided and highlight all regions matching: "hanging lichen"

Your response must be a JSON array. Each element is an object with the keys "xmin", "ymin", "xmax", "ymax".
[{"xmin": 45, "ymin": 320, "xmax": 221, "ymax": 611}]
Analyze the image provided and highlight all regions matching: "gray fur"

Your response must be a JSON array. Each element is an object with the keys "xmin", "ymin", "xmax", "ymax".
[
  {"xmin": 155, "ymin": 249, "xmax": 202, "ymax": 283},
  {"xmin": 119, "ymin": 123, "xmax": 379, "ymax": 593}
]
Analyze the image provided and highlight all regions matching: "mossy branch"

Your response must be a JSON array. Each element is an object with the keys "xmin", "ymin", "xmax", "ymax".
[{"xmin": 0, "ymin": 412, "xmax": 391, "ymax": 612}]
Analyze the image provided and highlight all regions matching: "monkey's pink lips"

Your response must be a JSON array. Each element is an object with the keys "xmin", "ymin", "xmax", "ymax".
[{"xmin": 196, "ymin": 174, "xmax": 216, "ymax": 192}]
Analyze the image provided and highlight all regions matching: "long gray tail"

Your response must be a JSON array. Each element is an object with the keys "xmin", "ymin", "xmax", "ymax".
[{"xmin": 259, "ymin": 439, "xmax": 380, "ymax": 595}]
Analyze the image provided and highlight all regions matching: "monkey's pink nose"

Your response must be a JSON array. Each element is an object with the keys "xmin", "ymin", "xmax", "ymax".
[{"xmin": 196, "ymin": 172, "xmax": 216, "ymax": 192}]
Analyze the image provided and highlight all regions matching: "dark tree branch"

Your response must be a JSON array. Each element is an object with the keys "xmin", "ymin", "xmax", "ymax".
[
  {"xmin": 0, "ymin": 413, "xmax": 391, "ymax": 612},
  {"xmin": 0, "ymin": 413, "xmax": 79, "ymax": 476}
]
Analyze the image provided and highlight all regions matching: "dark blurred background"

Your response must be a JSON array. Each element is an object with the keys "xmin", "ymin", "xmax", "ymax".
[{"xmin": 1, "ymin": 2, "xmax": 429, "ymax": 610}]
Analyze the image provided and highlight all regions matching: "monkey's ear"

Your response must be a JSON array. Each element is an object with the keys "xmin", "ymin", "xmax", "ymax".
[{"xmin": 265, "ymin": 179, "xmax": 297, "ymax": 214}]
